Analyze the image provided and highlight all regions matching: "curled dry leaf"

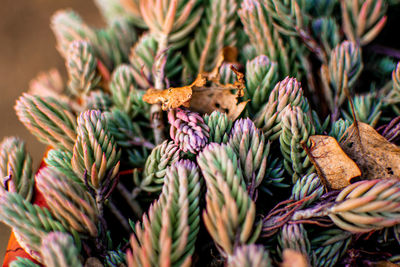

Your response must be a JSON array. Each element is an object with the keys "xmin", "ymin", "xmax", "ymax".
[
  {"xmin": 340, "ymin": 122, "xmax": 400, "ymax": 180},
  {"xmin": 307, "ymin": 135, "xmax": 361, "ymax": 190},
  {"xmin": 281, "ymin": 249, "xmax": 308, "ymax": 267},
  {"xmin": 143, "ymin": 74, "xmax": 206, "ymax": 109},
  {"xmin": 143, "ymin": 47, "xmax": 247, "ymax": 120},
  {"xmin": 190, "ymin": 67, "xmax": 247, "ymax": 120},
  {"xmin": 190, "ymin": 89, "xmax": 248, "ymax": 120}
]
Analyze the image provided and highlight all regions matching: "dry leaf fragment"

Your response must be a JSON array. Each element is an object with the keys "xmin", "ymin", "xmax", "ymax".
[
  {"xmin": 190, "ymin": 67, "xmax": 247, "ymax": 120},
  {"xmin": 307, "ymin": 135, "xmax": 361, "ymax": 190},
  {"xmin": 190, "ymin": 89, "xmax": 249, "ymax": 120},
  {"xmin": 340, "ymin": 122, "xmax": 400, "ymax": 180},
  {"xmin": 143, "ymin": 61, "xmax": 247, "ymax": 120},
  {"xmin": 142, "ymin": 74, "xmax": 206, "ymax": 109},
  {"xmin": 281, "ymin": 249, "xmax": 308, "ymax": 267}
]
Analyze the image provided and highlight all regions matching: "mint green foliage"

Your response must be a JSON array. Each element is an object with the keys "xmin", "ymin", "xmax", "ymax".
[
  {"xmin": 278, "ymin": 223, "xmax": 312, "ymax": 263},
  {"xmin": 204, "ymin": 111, "xmax": 233, "ymax": 144},
  {"xmin": 106, "ymin": 109, "xmax": 152, "ymax": 167},
  {"xmin": 229, "ymin": 119, "xmax": 270, "ymax": 188},
  {"xmin": 94, "ymin": 0, "xmax": 146, "ymax": 28},
  {"xmin": 197, "ymin": 143, "xmax": 260, "ymax": 255},
  {"xmin": 375, "ymin": 57, "xmax": 398, "ymax": 77},
  {"xmin": 280, "ymin": 106, "xmax": 315, "ymax": 183},
  {"xmin": 260, "ymin": 157, "xmax": 287, "ymax": 195},
  {"xmin": 10, "ymin": 258, "xmax": 40, "ymax": 267},
  {"xmin": 0, "ymin": 192, "xmax": 78, "ymax": 254},
  {"xmin": 36, "ymin": 167, "xmax": 99, "ymax": 237},
  {"xmin": 110, "ymin": 65, "xmax": 150, "ymax": 119},
  {"xmin": 325, "ymin": 41, "xmax": 363, "ymax": 109},
  {"xmin": 311, "ymin": 17, "xmax": 340, "ymax": 54},
  {"xmin": 51, "ymin": 10, "xmax": 95, "ymax": 58},
  {"xmin": 15, "ymin": 94, "xmax": 77, "ymax": 151},
  {"xmin": 41, "ymin": 232, "xmax": 83, "ymax": 267},
  {"xmin": 184, "ymin": 0, "xmax": 238, "ymax": 77},
  {"xmin": 72, "ymin": 110, "xmax": 121, "ymax": 189},
  {"xmin": 52, "ymin": 9, "xmax": 137, "ymax": 70},
  {"xmin": 129, "ymin": 160, "xmax": 201, "ymax": 266},
  {"xmin": 91, "ymin": 19, "xmax": 137, "ymax": 68},
  {"xmin": 106, "ymin": 109, "xmax": 150, "ymax": 147},
  {"xmin": 44, "ymin": 149, "xmax": 81, "ymax": 185},
  {"xmin": 85, "ymin": 90, "xmax": 113, "ymax": 111},
  {"xmin": 311, "ymin": 229, "xmax": 352, "ymax": 267},
  {"xmin": 128, "ymin": 33, "xmax": 157, "ymax": 89},
  {"xmin": 66, "ymin": 40, "xmax": 101, "ymax": 97},
  {"xmin": 291, "ymin": 173, "xmax": 324, "ymax": 209},
  {"xmin": 129, "ymin": 34, "xmax": 182, "ymax": 88},
  {"xmin": 238, "ymin": 0, "xmax": 298, "ymax": 77},
  {"xmin": 343, "ymin": 93, "xmax": 383, "ymax": 127},
  {"xmin": 0, "ymin": 137, "xmax": 34, "ymax": 201},
  {"xmin": 306, "ymin": 0, "xmax": 337, "ymax": 16},
  {"xmin": 241, "ymin": 44, "xmax": 258, "ymax": 62},
  {"xmin": 105, "ymin": 249, "xmax": 126, "ymax": 267},
  {"xmin": 254, "ymin": 77, "xmax": 310, "ymax": 141},
  {"xmin": 245, "ymin": 55, "xmax": 279, "ymax": 115},
  {"xmin": 329, "ymin": 119, "xmax": 351, "ymax": 141},
  {"xmin": 134, "ymin": 140, "xmax": 179, "ymax": 193},
  {"xmin": 312, "ymin": 111, "xmax": 330, "ymax": 135}
]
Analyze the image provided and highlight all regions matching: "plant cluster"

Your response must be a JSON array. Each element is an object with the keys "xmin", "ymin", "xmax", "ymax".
[{"xmin": 1, "ymin": 0, "xmax": 400, "ymax": 266}]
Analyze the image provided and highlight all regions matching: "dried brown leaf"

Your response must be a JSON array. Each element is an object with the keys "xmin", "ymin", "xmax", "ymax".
[
  {"xmin": 190, "ymin": 67, "xmax": 247, "ymax": 120},
  {"xmin": 308, "ymin": 135, "xmax": 361, "ymax": 190},
  {"xmin": 190, "ymin": 89, "xmax": 248, "ymax": 120},
  {"xmin": 281, "ymin": 249, "xmax": 308, "ymax": 267},
  {"xmin": 340, "ymin": 122, "xmax": 400, "ymax": 180},
  {"xmin": 143, "ymin": 48, "xmax": 247, "ymax": 120},
  {"xmin": 142, "ymin": 74, "xmax": 206, "ymax": 109}
]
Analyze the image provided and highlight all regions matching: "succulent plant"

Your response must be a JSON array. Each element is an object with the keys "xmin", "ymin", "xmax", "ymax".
[{"xmin": 2, "ymin": 0, "xmax": 400, "ymax": 266}]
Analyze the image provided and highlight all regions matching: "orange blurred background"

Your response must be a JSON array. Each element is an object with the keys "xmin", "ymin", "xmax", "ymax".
[{"xmin": 0, "ymin": 0, "xmax": 101, "ymax": 261}]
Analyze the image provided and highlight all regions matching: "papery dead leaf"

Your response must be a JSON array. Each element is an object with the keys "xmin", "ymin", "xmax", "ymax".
[
  {"xmin": 340, "ymin": 122, "xmax": 400, "ymax": 180},
  {"xmin": 307, "ymin": 135, "xmax": 361, "ymax": 190},
  {"xmin": 190, "ymin": 89, "xmax": 248, "ymax": 120},
  {"xmin": 142, "ymin": 74, "xmax": 206, "ymax": 110},
  {"xmin": 190, "ymin": 67, "xmax": 247, "ymax": 120},
  {"xmin": 281, "ymin": 249, "xmax": 308, "ymax": 267},
  {"xmin": 143, "ymin": 58, "xmax": 247, "ymax": 120}
]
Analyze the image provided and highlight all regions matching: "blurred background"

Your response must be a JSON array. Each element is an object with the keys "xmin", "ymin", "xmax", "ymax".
[{"xmin": 0, "ymin": 0, "xmax": 101, "ymax": 261}]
